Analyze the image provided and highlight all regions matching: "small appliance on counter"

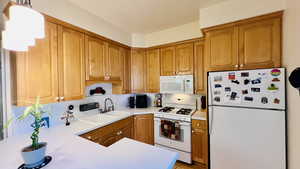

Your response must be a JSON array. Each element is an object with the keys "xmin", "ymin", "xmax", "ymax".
[
  {"xmin": 128, "ymin": 96, "xmax": 135, "ymax": 108},
  {"xmin": 79, "ymin": 102, "xmax": 99, "ymax": 112},
  {"xmin": 136, "ymin": 95, "xmax": 148, "ymax": 108}
]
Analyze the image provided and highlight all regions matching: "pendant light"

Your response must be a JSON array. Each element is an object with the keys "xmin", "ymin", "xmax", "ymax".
[{"xmin": 2, "ymin": 0, "xmax": 45, "ymax": 51}]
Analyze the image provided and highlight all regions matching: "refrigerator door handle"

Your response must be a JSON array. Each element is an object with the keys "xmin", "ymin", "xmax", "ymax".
[{"xmin": 209, "ymin": 106, "xmax": 214, "ymax": 135}]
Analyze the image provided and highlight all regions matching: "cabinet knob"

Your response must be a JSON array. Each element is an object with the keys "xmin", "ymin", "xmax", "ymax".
[
  {"xmin": 56, "ymin": 97, "xmax": 60, "ymax": 101},
  {"xmin": 240, "ymin": 64, "xmax": 244, "ymax": 68},
  {"xmin": 192, "ymin": 130, "xmax": 195, "ymax": 133},
  {"xmin": 235, "ymin": 65, "xmax": 239, "ymax": 68},
  {"xmin": 60, "ymin": 97, "xmax": 65, "ymax": 101},
  {"xmin": 87, "ymin": 136, "xmax": 92, "ymax": 140}
]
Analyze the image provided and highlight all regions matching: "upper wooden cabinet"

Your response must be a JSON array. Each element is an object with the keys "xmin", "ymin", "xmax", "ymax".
[
  {"xmin": 194, "ymin": 40, "xmax": 206, "ymax": 94},
  {"xmin": 85, "ymin": 35, "xmax": 106, "ymax": 81},
  {"xmin": 160, "ymin": 47, "xmax": 176, "ymax": 76},
  {"xmin": 238, "ymin": 17, "xmax": 281, "ymax": 69},
  {"xmin": 134, "ymin": 114, "xmax": 154, "ymax": 145},
  {"xmin": 120, "ymin": 48, "xmax": 131, "ymax": 94},
  {"xmin": 204, "ymin": 11, "xmax": 282, "ymax": 72},
  {"xmin": 11, "ymin": 22, "xmax": 59, "ymax": 106},
  {"xmin": 146, "ymin": 49, "xmax": 160, "ymax": 93},
  {"xmin": 204, "ymin": 26, "xmax": 239, "ymax": 71},
  {"xmin": 58, "ymin": 26, "xmax": 85, "ymax": 101},
  {"xmin": 175, "ymin": 43, "xmax": 194, "ymax": 75},
  {"xmin": 131, "ymin": 49, "xmax": 146, "ymax": 93},
  {"xmin": 107, "ymin": 44, "xmax": 123, "ymax": 80}
]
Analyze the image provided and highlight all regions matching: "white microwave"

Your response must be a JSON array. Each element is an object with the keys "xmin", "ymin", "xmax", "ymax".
[{"xmin": 160, "ymin": 75, "xmax": 194, "ymax": 94}]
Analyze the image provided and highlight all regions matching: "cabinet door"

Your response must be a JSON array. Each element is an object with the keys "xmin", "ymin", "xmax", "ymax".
[
  {"xmin": 238, "ymin": 18, "xmax": 281, "ymax": 69},
  {"xmin": 134, "ymin": 114, "xmax": 154, "ymax": 145},
  {"xmin": 85, "ymin": 35, "xmax": 107, "ymax": 81},
  {"xmin": 11, "ymin": 22, "xmax": 59, "ymax": 106},
  {"xmin": 160, "ymin": 47, "xmax": 176, "ymax": 76},
  {"xmin": 131, "ymin": 49, "xmax": 146, "ymax": 93},
  {"xmin": 192, "ymin": 120, "xmax": 208, "ymax": 165},
  {"xmin": 107, "ymin": 44, "xmax": 123, "ymax": 80},
  {"xmin": 146, "ymin": 49, "xmax": 160, "ymax": 93},
  {"xmin": 175, "ymin": 43, "xmax": 194, "ymax": 75},
  {"xmin": 122, "ymin": 49, "xmax": 131, "ymax": 93},
  {"xmin": 205, "ymin": 26, "xmax": 239, "ymax": 71},
  {"xmin": 194, "ymin": 41, "xmax": 206, "ymax": 94},
  {"xmin": 58, "ymin": 26, "xmax": 85, "ymax": 101},
  {"xmin": 98, "ymin": 132, "xmax": 118, "ymax": 147}
]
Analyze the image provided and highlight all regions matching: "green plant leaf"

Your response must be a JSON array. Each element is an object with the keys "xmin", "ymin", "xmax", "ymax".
[{"xmin": 19, "ymin": 106, "xmax": 33, "ymax": 120}]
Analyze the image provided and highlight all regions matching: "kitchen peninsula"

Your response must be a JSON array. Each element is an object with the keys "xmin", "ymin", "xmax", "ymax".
[{"xmin": 0, "ymin": 111, "xmax": 178, "ymax": 169}]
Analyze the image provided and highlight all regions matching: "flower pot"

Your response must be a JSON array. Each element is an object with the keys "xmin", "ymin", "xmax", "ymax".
[{"xmin": 21, "ymin": 142, "xmax": 47, "ymax": 167}]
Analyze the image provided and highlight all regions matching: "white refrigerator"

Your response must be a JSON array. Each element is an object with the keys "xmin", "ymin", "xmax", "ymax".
[{"xmin": 208, "ymin": 68, "xmax": 286, "ymax": 169}]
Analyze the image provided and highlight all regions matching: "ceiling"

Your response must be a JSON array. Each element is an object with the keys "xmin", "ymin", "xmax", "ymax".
[{"xmin": 66, "ymin": 0, "xmax": 226, "ymax": 34}]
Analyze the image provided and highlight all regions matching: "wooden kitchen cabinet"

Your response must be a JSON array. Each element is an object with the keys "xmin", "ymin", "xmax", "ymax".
[
  {"xmin": 204, "ymin": 11, "xmax": 282, "ymax": 72},
  {"xmin": 81, "ymin": 117, "xmax": 134, "ymax": 147},
  {"xmin": 58, "ymin": 26, "xmax": 85, "ymax": 101},
  {"xmin": 11, "ymin": 22, "xmax": 59, "ymax": 106},
  {"xmin": 192, "ymin": 120, "xmax": 208, "ymax": 165},
  {"xmin": 131, "ymin": 49, "xmax": 146, "ymax": 93},
  {"xmin": 238, "ymin": 17, "xmax": 281, "ymax": 69},
  {"xmin": 160, "ymin": 46, "xmax": 176, "ymax": 76},
  {"xmin": 121, "ymin": 48, "xmax": 131, "ymax": 94},
  {"xmin": 107, "ymin": 44, "xmax": 123, "ymax": 80},
  {"xmin": 146, "ymin": 49, "xmax": 160, "ymax": 93},
  {"xmin": 175, "ymin": 43, "xmax": 194, "ymax": 75},
  {"xmin": 194, "ymin": 40, "xmax": 206, "ymax": 94},
  {"xmin": 134, "ymin": 114, "xmax": 154, "ymax": 145},
  {"xmin": 204, "ymin": 26, "xmax": 239, "ymax": 72},
  {"xmin": 85, "ymin": 35, "xmax": 107, "ymax": 81}
]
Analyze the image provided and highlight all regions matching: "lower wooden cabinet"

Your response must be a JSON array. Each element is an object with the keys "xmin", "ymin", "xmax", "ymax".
[
  {"xmin": 192, "ymin": 120, "xmax": 208, "ymax": 165},
  {"xmin": 134, "ymin": 114, "xmax": 154, "ymax": 145},
  {"xmin": 80, "ymin": 117, "xmax": 134, "ymax": 147}
]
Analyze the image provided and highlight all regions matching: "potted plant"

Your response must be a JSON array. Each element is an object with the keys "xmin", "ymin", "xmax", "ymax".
[{"xmin": 5, "ymin": 97, "xmax": 51, "ymax": 166}]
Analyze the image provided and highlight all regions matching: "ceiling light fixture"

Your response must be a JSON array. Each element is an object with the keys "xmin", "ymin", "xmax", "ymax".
[{"xmin": 2, "ymin": 0, "xmax": 45, "ymax": 51}]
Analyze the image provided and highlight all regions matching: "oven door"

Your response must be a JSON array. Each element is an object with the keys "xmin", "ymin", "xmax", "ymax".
[{"xmin": 154, "ymin": 118, "xmax": 191, "ymax": 152}]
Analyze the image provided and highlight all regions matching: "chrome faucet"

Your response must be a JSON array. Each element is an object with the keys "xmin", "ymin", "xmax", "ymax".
[{"xmin": 100, "ymin": 98, "xmax": 115, "ymax": 113}]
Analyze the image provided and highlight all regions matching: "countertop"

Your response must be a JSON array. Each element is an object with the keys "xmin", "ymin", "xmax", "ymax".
[
  {"xmin": 192, "ymin": 110, "xmax": 207, "ymax": 120},
  {"xmin": 0, "ymin": 109, "xmax": 178, "ymax": 169}
]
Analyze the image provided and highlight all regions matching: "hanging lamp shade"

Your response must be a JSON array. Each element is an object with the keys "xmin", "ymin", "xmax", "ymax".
[{"xmin": 2, "ymin": 1, "xmax": 45, "ymax": 52}]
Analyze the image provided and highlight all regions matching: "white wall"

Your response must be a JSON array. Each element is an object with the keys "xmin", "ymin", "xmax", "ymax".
[
  {"xmin": 199, "ymin": 0, "xmax": 286, "ymax": 28},
  {"xmin": 145, "ymin": 21, "xmax": 202, "ymax": 47},
  {"xmin": 199, "ymin": 0, "xmax": 300, "ymax": 168},
  {"xmin": 283, "ymin": 0, "xmax": 300, "ymax": 168},
  {"xmin": 29, "ymin": 0, "xmax": 132, "ymax": 46}
]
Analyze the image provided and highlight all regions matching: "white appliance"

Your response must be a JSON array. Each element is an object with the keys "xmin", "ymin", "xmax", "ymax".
[
  {"xmin": 160, "ymin": 75, "xmax": 194, "ymax": 94},
  {"xmin": 208, "ymin": 68, "xmax": 286, "ymax": 169},
  {"xmin": 154, "ymin": 104, "xmax": 196, "ymax": 164}
]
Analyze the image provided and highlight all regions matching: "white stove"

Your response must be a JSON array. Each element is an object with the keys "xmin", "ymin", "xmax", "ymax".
[{"xmin": 154, "ymin": 103, "xmax": 196, "ymax": 164}]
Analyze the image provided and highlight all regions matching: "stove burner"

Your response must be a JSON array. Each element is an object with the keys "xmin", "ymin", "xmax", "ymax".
[
  {"xmin": 159, "ymin": 107, "xmax": 175, "ymax": 112},
  {"xmin": 176, "ymin": 108, "xmax": 192, "ymax": 115}
]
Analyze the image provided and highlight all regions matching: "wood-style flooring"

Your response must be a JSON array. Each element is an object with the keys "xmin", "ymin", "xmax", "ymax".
[{"xmin": 174, "ymin": 162, "xmax": 206, "ymax": 169}]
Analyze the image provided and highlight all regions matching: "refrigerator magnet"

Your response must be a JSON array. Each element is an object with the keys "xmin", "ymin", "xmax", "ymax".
[
  {"xmin": 251, "ymin": 78, "xmax": 262, "ymax": 84},
  {"xmin": 244, "ymin": 96, "xmax": 253, "ymax": 101},
  {"xmin": 214, "ymin": 76, "xmax": 223, "ymax": 82},
  {"xmin": 272, "ymin": 78, "xmax": 280, "ymax": 82},
  {"xmin": 231, "ymin": 80, "xmax": 240, "ymax": 84},
  {"xmin": 267, "ymin": 84, "xmax": 279, "ymax": 91},
  {"xmin": 251, "ymin": 88, "xmax": 261, "ymax": 92},
  {"xmin": 274, "ymin": 98, "xmax": 280, "ymax": 104},
  {"xmin": 230, "ymin": 92, "xmax": 238, "ymax": 100},
  {"xmin": 261, "ymin": 97, "xmax": 268, "ymax": 104},
  {"xmin": 214, "ymin": 97, "xmax": 221, "ymax": 102},
  {"xmin": 241, "ymin": 72, "xmax": 249, "ymax": 77},
  {"xmin": 242, "ymin": 90, "xmax": 248, "ymax": 94},
  {"xmin": 214, "ymin": 91, "xmax": 221, "ymax": 95},
  {"xmin": 271, "ymin": 69, "xmax": 281, "ymax": 77},
  {"xmin": 215, "ymin": 84, "xmax": 222, "ymax": 88},
  {"xmin": 228, "ymin": 72, "xmax": 236, "ymax": 80},
  {"xmin": 225, "ymin": 87, "xmax": 231, "ymax": 92},
  {"xmin": 244, "ymin": 79, "xmax": 251, "ymax": 85}
]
